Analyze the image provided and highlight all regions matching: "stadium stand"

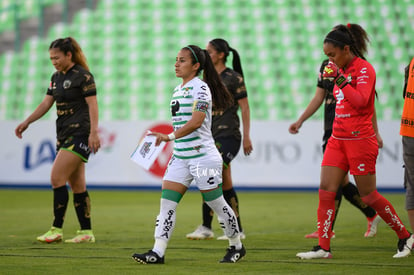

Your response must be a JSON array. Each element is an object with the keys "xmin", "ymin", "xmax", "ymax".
[{"xmin": 0, "ymin": 0, "xmax": 413, "ymax": 121}]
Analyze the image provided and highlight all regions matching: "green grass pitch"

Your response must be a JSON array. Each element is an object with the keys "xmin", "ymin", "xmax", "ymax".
[{"xmin": 1, "ymin": 189, "xmax": 413, "ymax": 274}]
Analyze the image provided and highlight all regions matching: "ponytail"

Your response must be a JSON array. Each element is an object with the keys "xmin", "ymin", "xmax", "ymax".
[
  {"xmin": 184, "ymin": 45, "xmax": 233, "ymax": 111},
  {"xmin": 49, "ymin": 37, "xmax": 90, "ymax": 71},
  {"xmin": 209, "ymin": 38, "xmax": 244, "ymax": 77}
]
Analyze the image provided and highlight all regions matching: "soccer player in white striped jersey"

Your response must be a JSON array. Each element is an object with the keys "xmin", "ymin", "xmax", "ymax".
[{"xmin": 132, "ymin": 45, "xmax": 246, "ymax": 264}]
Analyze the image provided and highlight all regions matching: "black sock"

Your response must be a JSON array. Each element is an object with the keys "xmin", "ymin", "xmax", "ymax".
[
  {"xmin": 52, "ymin": 185, "xmax": 69, "ymax": 228},
  {"xmin": 73, "ymin": 191, "xmax": 92, "ymax": 230},
  {"xmin": 342, "ymin": 182, "xmax": 376, "ymax": 218},
  {"xmin": 202, "ymin": 202, "xmax": 214, "ymax": 229},
  {"xmin": 223, "ymin": 188, "xmax": 243, "ymax": 232},
  {"xmin": 332, "ymin": 185, "xmax": 343, "ymax": 230}
]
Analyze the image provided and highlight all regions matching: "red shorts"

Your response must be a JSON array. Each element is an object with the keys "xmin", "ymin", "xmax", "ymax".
[{"xmin": 322, "ymin": 136, "xmax": 378, "ymax": 175}]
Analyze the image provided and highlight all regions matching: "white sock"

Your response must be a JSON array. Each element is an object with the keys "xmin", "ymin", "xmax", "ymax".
[
  {"xmin": 153, "ymin": 238, "xmax": 168, "ymax": 258},
  {"xmin": 152, "ymin": 198, "xmax": 178, "ymax": 257},
  {"xmin": 229, "ymin": 235, "xmax": 242, "ymax": 250},
  {"xmin": 205, "ymin": 195, "xmax": 242, "ymax": 249}
]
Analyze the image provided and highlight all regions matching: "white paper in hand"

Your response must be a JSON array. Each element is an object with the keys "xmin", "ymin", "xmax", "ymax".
[{"xmin": 130, "ymin": 133, "xmax": 167, "ymax": 170}]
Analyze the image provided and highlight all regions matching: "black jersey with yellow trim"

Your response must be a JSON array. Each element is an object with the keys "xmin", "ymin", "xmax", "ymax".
[
  {"xmin": 211, "ymin": 67, "xmax": 247, "ymax": 140},
  {"xmin": 47, "ymin": 64, "xmax": 97, "ymax": 141}
]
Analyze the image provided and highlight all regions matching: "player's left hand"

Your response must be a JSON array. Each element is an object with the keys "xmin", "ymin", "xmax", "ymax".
[
  {"xmin": 148, "ymin": 131, "xmax": 169, "ymax": 146},
  {"xmin": 88, "ymin": 131, "xmax": 101, "ymax": 153},
  {"xmin": 376, "ymin": 133, "xmax": 384, "ymax": 148},
  {"xmin": 243, "ymin": 136, "xmax": 253, "ymax": 156}
]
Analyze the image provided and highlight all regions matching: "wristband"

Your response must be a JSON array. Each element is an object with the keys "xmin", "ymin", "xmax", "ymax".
[
  {"xmin": 335, "ymin": 74, "xmax": 348, "ymax": 89},
  {"xmin": 168, "ymin": 133, "xmax": 176, "ymax": 141}
]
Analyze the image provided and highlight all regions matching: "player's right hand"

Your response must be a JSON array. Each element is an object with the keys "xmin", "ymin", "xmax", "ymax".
[
  {"xmin": 15, "ymin": 121, "xmax": 29, "ymax": 139},
  {"xmin": 288, "ymin": 121, "xmax": 302, "ymax": 134},
  {"xmin": 322, "ymin": 61, "xmax": 340, "ymax": 82}
]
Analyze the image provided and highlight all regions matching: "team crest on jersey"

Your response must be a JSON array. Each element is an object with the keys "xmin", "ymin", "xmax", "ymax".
[
  {"xmin": 63, "ymin": 80, "xmax": 72, "ymax": 89},
  {"xmin": 182, "ymin": 86, "xmax": 193, "ymax": 98}
]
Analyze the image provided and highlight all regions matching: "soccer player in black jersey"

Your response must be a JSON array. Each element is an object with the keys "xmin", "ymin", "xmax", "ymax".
[
  {"xmin": 186, "ymin": 39, "xmax": 253, "ymax": 240},
  {"xmin": 289, "ymin": 58, "xmax": 382, "ymax": 239},
  {"xmin": 15, "ymin": 37, "xmax": 100, "ymax": 243}
]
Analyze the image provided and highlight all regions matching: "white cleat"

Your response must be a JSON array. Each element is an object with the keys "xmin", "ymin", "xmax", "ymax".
[
  {"xmin": 364, "ymin": 214, "xmax": 382, "ymax": 238},
  {"xmin": 186, "ymin": 225, "xmax": 214, "ymax": 240},
  {"xmin": 393, "ymin": 234, "xmax": 414, "ymax": 258},
  {"xmin": 296, "ymin": 246, "xmax": 332, "ymax": 259}
]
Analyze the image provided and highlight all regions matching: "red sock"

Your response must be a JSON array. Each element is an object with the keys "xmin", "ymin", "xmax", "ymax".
[
  {"xmin": 317, "ymin": 189, "xmax": 336, "ymax": 251},
  {"xmin": 361, "ymin": 190, "xmax": 410, "ymax": 239}
]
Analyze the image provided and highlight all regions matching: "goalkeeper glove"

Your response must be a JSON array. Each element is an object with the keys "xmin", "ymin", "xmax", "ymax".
[{"xmin": 322, "ymin": 61, "xmax": 348, "ymax": 89}]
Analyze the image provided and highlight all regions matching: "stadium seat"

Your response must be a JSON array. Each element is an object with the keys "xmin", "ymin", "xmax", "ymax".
[{"xmin": 1, "ymin": 0, "xmax": 414, "ymax": 120}]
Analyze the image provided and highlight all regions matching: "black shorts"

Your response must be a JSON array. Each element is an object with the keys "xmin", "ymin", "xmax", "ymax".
[
  {"xmin": 214, "ymin": 137, "xmax": 241, "ymax": 167},
  {"xmin": 57, "ymin": 136, "xmax": 91, "ymax": 162}
]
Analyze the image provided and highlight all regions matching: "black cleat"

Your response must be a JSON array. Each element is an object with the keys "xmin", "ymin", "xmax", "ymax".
[
  {"xmin": 132, "ymin": 250, "xmax": 165, "ymax": 264},
  {"xmin": 220, "ymin": 245, "xmax": 246, "ymax": 263}
]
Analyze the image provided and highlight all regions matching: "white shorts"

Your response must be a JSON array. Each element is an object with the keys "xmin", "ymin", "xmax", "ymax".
[{"xmin": 163, "ymin": 149, "xmax": 223, "ymax": 191}]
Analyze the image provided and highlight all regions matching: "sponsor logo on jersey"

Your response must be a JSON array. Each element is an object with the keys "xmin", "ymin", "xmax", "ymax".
[
  {"xmin": 360, "ymin": 67, "xmax": 367, "ymax": 74},
  {"xmin": 334, "ymin": 89, "xmax": 344, "ymax": 104},
  {"xmin": 84, "ymin": 74, "xmax": 91, "ymax": 82}
]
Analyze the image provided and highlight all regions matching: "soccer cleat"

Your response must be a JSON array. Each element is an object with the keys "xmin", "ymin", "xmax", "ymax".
[
  {"xmin": 364, "ymin": 214, "xmax": 381, "ymax": 238},
  {"xmin": 217, "ymin": 232, "xmax": 246, "ymax": 240},
  {"xmin": 64, "ymin": 230, "xmax": 95, "ymax": 243},
  {"xmin": 186, "ymin": 225, "xmax": 214, "ymax": 240},
  {"xmin": 220, "ymin": 245, "xmax": 246, "ymax": 263},
  {"xmin": 393, "ymin": 234, "xmax": 414, "ymax": 258},
  {"xmin": 132, "ymin": 250, "xmax": 165, "ymax": 264},
  {"xmin": 296, "ymin": 245, "xmax": 333, "ymax": 259},
  {"xmin": 305, "ymin": 230, "xmax": 335, "ymax": 239},
  {"xmin": 37, "ymin": 227, "xmax": 63, "ymax": 243}
]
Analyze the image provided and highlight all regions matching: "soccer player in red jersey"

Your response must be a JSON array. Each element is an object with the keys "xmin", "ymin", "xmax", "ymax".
[{"xmin": 296, "ymin": 24, "xmax": 414, "ymax": 259}]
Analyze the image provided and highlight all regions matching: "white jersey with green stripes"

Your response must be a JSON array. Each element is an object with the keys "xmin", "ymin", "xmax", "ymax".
[{"xmin": 170, "ymin": 77, "xmax": 216, "ymax": 159}]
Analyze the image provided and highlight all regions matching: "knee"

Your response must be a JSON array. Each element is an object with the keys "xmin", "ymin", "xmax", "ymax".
[{"xmin": 50, "ymin": 173, "xmax": 66, "ymax": 188}]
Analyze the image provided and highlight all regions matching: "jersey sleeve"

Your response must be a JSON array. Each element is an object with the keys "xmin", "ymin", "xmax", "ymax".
[
  {"xmin": 192, "ymin": 83, "xmax": 211, "ymax": 113},
  {"xmin": 46, "ymin": 73, "xmax": 57, "ymax": 96},
  {"xmin": 403, "ymin": 62, "xmax": 410, "ymax": 98},
  {"xmin": 80, "ymin": 72, "xmax": 97, "ymax": 97},
  {"xmin": 317, "ymin": 60, "xmax": 328, "ymax": 88},
  {"xmin": 233, "ymin": 74, "xmax": 247, "ymax": 101},
  {"xmin": 340, "ymin": 62, "xmax": 376, "ymax": 109}
]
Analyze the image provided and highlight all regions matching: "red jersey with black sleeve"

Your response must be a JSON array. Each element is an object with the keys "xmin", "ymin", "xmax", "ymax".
[{"xmin": 332, "ymin": 56, "xmax": 376, "ymax": 139}]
